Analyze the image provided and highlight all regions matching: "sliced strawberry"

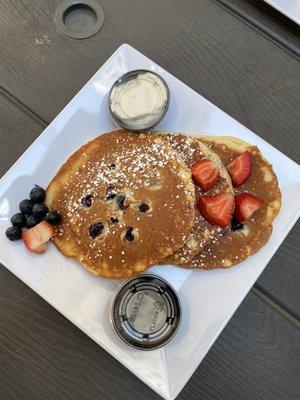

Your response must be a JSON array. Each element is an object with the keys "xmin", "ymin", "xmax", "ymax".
[
  {"xmin": 191, "ymin": 159, "xmax": 220, "ymax": 191},
  {"xmin": 235, "ymin": 193, "xmax": 264, "ymax": 222},
  {"xmin": 22, "ymin": 220, "xmax": 55, "ymax": 254},
  {"xmin": 197, "ymin": 193, "xmax": 234, "ymax": 227},
  {"xmin": 227, "ymin": 151, "xmax": 252, "ymax": 187},
  {"xmin": 30, "ymin": 242, "xmax": 48, "ymax": 254}
]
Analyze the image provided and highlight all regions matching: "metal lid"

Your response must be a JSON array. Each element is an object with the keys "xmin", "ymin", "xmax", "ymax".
[
  {"xmin": 108, "ymin": 69, "xmax": 170, "ymax": 131},
  {"xmin": 112, "ymin": 274, "xmax": 181, "ymax": 350}
]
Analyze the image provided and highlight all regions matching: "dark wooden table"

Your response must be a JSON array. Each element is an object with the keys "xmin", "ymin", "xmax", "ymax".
[{"xmin": 0, "ymin": 1, "xmax": 299, "ymax": 399}]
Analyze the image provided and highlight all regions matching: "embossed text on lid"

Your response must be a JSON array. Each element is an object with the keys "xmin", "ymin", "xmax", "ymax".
[{"xmin": 112, "ymin": 274, "xmax": 181, "ymax": 350}]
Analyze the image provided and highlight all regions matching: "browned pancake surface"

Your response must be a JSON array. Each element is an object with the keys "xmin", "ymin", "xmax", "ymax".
[
  {"xmin": 46, "ymin": 130, "xmax": 195, "ymax": 278},
  {"xmin": 189, "ymin": 136, "xmax": 281, "ymax": 269},
  {"xmin": 154, "ymin": 133, "xmax": 232, "ymax": 266}
]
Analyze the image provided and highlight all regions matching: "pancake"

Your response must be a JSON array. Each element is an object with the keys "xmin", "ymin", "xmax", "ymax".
[
  {"xmin": 188, "ymin": 135, "xmax": 281, "ymax": 269},
  {"xmin": 46, "ymin": 130, "xmax": 195, "ymax": 278},
  {"xmin": 152, "ymin": 133, "xmax": 233, "ymax": 266}
]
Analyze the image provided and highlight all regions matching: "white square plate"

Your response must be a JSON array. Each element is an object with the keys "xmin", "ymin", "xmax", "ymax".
[{"xmin": 0, "ymin": 44, "xmax": 299, "ymax": 400}]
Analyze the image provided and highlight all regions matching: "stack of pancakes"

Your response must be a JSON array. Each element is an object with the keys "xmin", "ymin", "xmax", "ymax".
[{"xmin": 46, "ymin": 130, "xmax": 281, "ymax": 279}]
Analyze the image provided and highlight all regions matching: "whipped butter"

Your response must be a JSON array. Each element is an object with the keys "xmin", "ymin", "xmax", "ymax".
[{"xmin": 109, "ymin": 70, "xmax": 169, "ymax": 130}]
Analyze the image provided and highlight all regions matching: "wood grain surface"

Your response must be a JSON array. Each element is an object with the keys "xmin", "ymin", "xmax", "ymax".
[
  {"xmin": 0, "ymin": 90, "xmax": 45, "ymax": 177},
  {"xmin": 216, "ymin": 0, "xmax": 300, "ymax": 56},
  {"xmin": 257, "ymin": 221, "xmax": 300, "ymax": 319},
  {"xmin": 0, "ymin": 0, "xmax": 299, "ymax": 164},
  {"xmin": 0, "ymin": 0, "xmax": 299, "ymax": 399}
]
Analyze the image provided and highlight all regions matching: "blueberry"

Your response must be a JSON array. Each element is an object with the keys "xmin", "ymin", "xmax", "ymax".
[
  {"xmin": 81, "ymin": 194, "xmax": 93, "ymax": 207},
  {"xmin": 231, "ymin": 216, "xmax": 243, "ymax": 231},
  {"xmin": 106, "ymin": 192, "xmax": 116, "ymax": 200},
  {"xmin": 32, "ymin": 203, "xmax": 48, "ymax": 219},
  {"xmin": 125, "ymin": 227, "xmax": 134, "ymax": 241},
  {"xmin": 138, "ymin": 203, "xmax": 149, "ymax": 212},
  {"xmin": 45, "ymin": 211, "xmax": 61, "ymax": 225},
  {"xmin": 116, "ymin": 195, "xmax": 128, "ymax": 210},
  {"xmin": 109, "ymin": 164, "xmax": 116, "ymax": 170},
  {"xmin": 11, "ymin": 213, "xmax": 26, "ymax": 228},
  {"xmin": 26, "ymin": 215, "xmax": 40, "ymax": 229},
  {"xmin": 106, "ymin": 184, "xmax": 116, "ymax": 200},
  {"xmin": 30, "ymin": 185, "xmax": 46, "ymax": 203},
  {"xmin": 19, "ymin": 199, "xmax": 33, "ymax": 214},
  {"xmin": 89, "ymin": 222, "xmax": 104, "ymax": 239},
  {"xmin": 6, "ymin": 226, "xmax": 22, "ymax": 241},
  {"xmin": 110, "ymin": 217, "xmax": 119, "ymax": 223}
]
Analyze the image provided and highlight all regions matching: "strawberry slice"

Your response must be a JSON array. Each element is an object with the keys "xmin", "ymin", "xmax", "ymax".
[
  {"xmin": 22, "ymin": 220, "xmax": 55, "ymax": 254},
  {"xmin": 30, "ymin": 242, "xmax": 48, "ymax": 254},
  {"xmin": 235, "ymin": 193, "xmax": 264, "ymax": 222},
  {"xmin": 227, "ymin": 151, "xmax": 252, "ymax": 187},
  {"xmin": 191, "ymin": 159, "xmax": 220, "ymax": 191},
  {"xmin": 197, "ymin": 193, "xmax": 234, "ymax": 227}
]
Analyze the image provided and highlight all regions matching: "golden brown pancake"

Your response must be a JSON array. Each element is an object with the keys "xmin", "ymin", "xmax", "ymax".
[
  {"xmin": 188, "ymin": 135, "xmax": 281, "ymax": 269},
  {"xmin": 46, "ymin": 130, "xmax": 195, "ymax": 278},
  {"xmin": 152, "ymin": 133, "xmax": 233, "ymax": 266}
]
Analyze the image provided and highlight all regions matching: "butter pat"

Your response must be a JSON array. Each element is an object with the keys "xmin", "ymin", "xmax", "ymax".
[{"xmin": 109, "ymin": 70, "xmax": 169, "ymax": 130}]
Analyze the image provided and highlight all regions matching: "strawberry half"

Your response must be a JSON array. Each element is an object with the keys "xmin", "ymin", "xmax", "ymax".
[
  {"xmin": 22, "ymin": 220, "xmax": 55, "ymax": 254},
  {"xmin": 191, "ymin": 159, "xmax": 220, "ymax": 191},
  {"xmin": 197, "ymin": 193, "xmax": 234, "ymax": 227},
  {"xmin": 235, "ymin": 193, "xmax": 264, "ymax": 222},
  {"xmin": 227, "ymin": 151, "xmax": 252, "ymax": 187},
  {"xmin": 28, "ymin": 242, "xmax": 48, "ymax": 254}
]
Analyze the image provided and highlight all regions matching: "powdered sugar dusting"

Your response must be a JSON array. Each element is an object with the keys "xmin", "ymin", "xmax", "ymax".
[{"xmin": 49, "ymin": 130, "xmax": 195, "ymax": 278}]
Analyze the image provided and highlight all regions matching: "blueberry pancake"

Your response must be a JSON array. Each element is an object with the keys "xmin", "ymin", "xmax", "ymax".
[
  {"xmin": 46, "ymin": 130, "xmax": 195, "ymax": 278},
  {"xmin": 153, "ymin": 133, "xmax": 233, "ymax": 266},
  {"xmin": 189, "ymin": 136, "xmax": 281, "ymax": 270}
]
